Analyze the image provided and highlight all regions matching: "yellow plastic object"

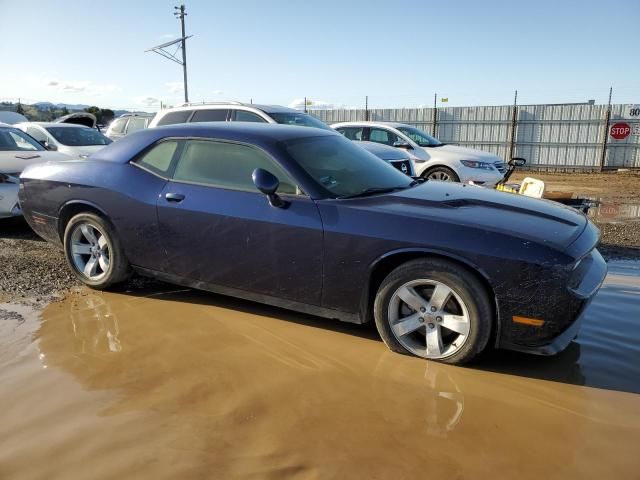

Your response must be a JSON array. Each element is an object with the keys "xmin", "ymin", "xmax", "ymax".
[
  {"xmin": 519, "ymin": 177, "xmax": 545, "ymax": 199},
  {"xmin": 495, "ymin": 184, "xmax": 519, "ymax": 193}
]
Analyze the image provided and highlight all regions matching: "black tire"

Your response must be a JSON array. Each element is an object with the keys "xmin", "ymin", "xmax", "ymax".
[
  {"xmin": 423, "ymin": 166, "xmax": 460, "ymax": 183},
  {"xmin": 63, "ymin": 212, "xmax": 130, "ymax": 289},
  {"xmin": 373, "ymin": 258, "xmax": 493, "ymax": 365}
]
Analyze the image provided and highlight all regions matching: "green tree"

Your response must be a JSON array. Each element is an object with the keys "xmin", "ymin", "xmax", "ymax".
[
  {"xmin": 16, "ymin": 102, "xmax": 25, "ymax": 115},
  {"xmin": 60, "ymin": 106, "xmax": 70, "ymax": 116},
  {"xmin": 99, "ymin": 108, "xmax": 115, "ymax": 124}
]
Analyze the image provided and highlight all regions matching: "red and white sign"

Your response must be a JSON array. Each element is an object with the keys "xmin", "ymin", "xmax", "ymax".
[{"xmin": 610, "ymin": 122, "xmax": 631, "ymax": 140}]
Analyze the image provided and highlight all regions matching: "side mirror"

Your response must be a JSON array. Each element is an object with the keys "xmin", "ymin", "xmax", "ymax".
[
  {"xmin": 393, "ymin": 141, "xmax": 412, "ymax": 150},
  {"xmin": 509, "ymin": 157, "xmax": 526, "ymax": 167},
  {"xmin": 40, "ymin": 140, "xmax": 57, "ymax": 151},
  {"xmin": 252, "ymin": 168, "xmax": 287, "ymax": 208}
]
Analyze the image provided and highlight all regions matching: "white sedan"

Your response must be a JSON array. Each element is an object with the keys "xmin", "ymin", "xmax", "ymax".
[
  {"xmin": 0, "ymin": 124, "xmax": 72, "ymax": 218},
  {"xmin": 15, "ymin": 122, "xmax": 112, "ymax": 158},
  {"xmin": 332, "ymin": 121, "xmax": 506, "ymax": 186}
]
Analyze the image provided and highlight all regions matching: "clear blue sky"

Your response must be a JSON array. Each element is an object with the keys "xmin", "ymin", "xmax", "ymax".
[{"xmin": 1, "ymin": 0, "xmax": 638, "ymax": 110}]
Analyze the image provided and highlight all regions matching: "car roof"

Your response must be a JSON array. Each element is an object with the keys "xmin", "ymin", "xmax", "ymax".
[
  {"xmin": 158, "ymin": 103, "xmax": 304, "ymax": 115},
  {"xmin": 92, "ymin": 122, "xmax": 339, "ymax": 164},
  {"xmin": 332, "ymin": 121, "xmax": 412, "ymax": 129},
  {"xmin": 17, "ymin": 122, "xmax": 92, "ymax": 129}
]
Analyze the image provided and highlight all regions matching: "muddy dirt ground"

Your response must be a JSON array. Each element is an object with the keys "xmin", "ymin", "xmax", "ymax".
[{"xmin": 1, "ymin": 172, "xmax": 640, "ymax": 479}]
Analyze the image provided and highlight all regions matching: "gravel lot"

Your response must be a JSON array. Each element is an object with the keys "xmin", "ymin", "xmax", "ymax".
[{"xmin": 1, "ymin": 171, "xmax": 638, "ymax": 304}]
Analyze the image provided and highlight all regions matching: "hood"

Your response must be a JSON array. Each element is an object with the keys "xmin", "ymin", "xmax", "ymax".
[
  {"xmin": 351, "ymin": 181, "xmax": 587, "ymax": 251},
  {"xmin": 359, "ymin": 141, "xmax": 410, "ymax": 161},
  {"xmin": 426, "ymin": 144, "xmax": 502, "ymax": 162},
  {"xmin": 0, "ymin": 151, "xmax": 73, "ymax": 174},
  {"xmin": 54, "ymin": 112, "xmax": 97, "ymax": 128}
]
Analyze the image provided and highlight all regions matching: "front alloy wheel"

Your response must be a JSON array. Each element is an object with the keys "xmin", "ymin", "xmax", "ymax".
[
  {"xmin": 374, "ymin": 258, "xmax": 493, "ymax": 364},
  {"xmin": 388, "ymin": 279, "xmax": 471, "ymax": 359}
]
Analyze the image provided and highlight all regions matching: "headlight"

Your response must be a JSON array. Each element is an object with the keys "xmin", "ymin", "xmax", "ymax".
[{"xmin": 460, "ymin": 160, "xmax": 495, "ymax": 170}]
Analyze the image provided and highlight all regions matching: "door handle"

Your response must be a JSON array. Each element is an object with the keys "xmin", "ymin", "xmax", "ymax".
[{"xmin": 165, "ymin": 192, "xmax": 185, "ymax": 202}]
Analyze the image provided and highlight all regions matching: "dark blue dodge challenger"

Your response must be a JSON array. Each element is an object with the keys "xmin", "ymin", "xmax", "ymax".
[{"xmin": 19, "ymin": 123, "xmax": 607, "ymax": 364}]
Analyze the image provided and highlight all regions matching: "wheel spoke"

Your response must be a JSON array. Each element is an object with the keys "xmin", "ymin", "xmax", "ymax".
[
  {"xmin": 396, "ymin": 286, "xmax": 428, "ymax": 312},
  {"xmin": 97, "ymin": 235, "xmax": 108, "ymax": 250},
  {"xmin": 426, "ymin": 326, "xmax": 443, "ymax": 356},
  {"xmin": 391, "ymin": 313, "xmax": 424, "ymax": 337},
  {"xmin": 441, "ymin": 314, "xmax": 469, "ymax": 335},
  {"xmin": 84, "ymin": 256, "xmax": 98, "ymax": 277},
  {"xmin": 98, "ymin": 255, "xmax": 110, "ymax": 272},
  {"xmin": 72, "ymin": 242, "xmax": 92, "ymax": 255},
  {"xmin": 81, "ymin": 225, "xmax": 98, "ymax": 245},
  {"xmin": 429, "ymin": 284, "xmax": 451, "ymax": 311}
]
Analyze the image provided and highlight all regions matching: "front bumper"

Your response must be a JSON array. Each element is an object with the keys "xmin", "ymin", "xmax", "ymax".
[
  {"xmin": 458, "ymin": 167, "xmax": 504, "ymax": 187},
  {"xmin": 0, "ymin": 183, "xmax": 21, "ymax": 218},
  {"xmin": 498, "ymin": 249, "xmax": 607, "ymax": 356}
]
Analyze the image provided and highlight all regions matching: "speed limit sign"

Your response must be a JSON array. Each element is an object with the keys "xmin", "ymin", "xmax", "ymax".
[{"xmin": 626, "ymin": 105, "xmax": 640, "ymax": 117}]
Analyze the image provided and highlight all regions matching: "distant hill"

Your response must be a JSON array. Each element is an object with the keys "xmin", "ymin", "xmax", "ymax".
[{"xmin": 33, "ymin": 102, "xmax": 92, "ymax": 111}]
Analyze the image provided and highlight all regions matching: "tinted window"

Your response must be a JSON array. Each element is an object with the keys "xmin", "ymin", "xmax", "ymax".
[
  {"xmin": 396, "ymin": 126, "xmax": 442, "ymax": 147},
  {"xmin": 336, "ymin": 126, "xmax": 364, "ymax": 141},
  {"xmin": 173, "ymin": 140, "xmax": 297, "ymax": 194},
  {"xmin": 46, "ymin": 127, "xmax": 112, "ymax": 146},
  {"xmin": 136, "ymin": 141, "xmax": 179, "ymax": 176},
  {"xmin": 285, "ymin": 135, "xmax": 411, "ymax": 198},
  {"xmin": 125, "ymin": 117, "xmax": 147, "ymax": 134},
  {"xmin": 109, "ymin": 118, "xmax": 127, "ymax": 134},
  {"xmin": 269, "ymin": 112, "xmax": 332, "ymax": 130},
  {"xmin": 156, "ymin": 110, "xmax": 193, "ymax": 126},
  {"xmin": 0, "ymin": 128, "xmax": 45, "ymax": 151},
  {"xmin": 190, "ymin": 109, "xmax": 229, "ymax": 123},
  {"xmin": 234, "ymin": 110, "xmax": 266, "ymax": 123},
  {"xmin": 369, "ymin": 128, "xmax": 399, "ymax": 146}
]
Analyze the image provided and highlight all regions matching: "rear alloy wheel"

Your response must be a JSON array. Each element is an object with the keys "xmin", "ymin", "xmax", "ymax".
[
  {"xmin": 425, "ymin": 166, "xmax": 460, "ymax": 183},
  {"xmin": 374, "ymin": 258, "xmax": 493, "ymax": 364},
  {"xmin": 63, "ymin": 213, "xmax": 129, "ymax": 289}
]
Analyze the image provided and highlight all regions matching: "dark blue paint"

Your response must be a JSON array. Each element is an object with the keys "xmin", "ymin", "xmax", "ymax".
[{"xmin": 19, "ymin": 123, "xmax": 605, "ymax": 353}]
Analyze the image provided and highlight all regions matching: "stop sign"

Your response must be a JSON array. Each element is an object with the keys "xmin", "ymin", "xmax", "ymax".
[{"xmin": 610, "ymin": 122, "xmax": 631, "ymax": 140}]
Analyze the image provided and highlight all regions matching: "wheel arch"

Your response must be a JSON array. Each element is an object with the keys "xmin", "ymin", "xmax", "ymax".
[
  {"xmin": 361, "ymin": 248, "xmax": 500, "ymax": 344},
  {"xmin": 420, "ymin": 163, "xmax": 462, "ymax": 179},
  {"xmin": 57, "ymin": 200, "xmax": 110, "ymax": 242}
]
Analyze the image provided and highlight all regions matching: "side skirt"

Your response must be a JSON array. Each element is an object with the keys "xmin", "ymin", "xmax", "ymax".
[{"xmin": 133, "ymin": 266, "xmax": 363, "ymax": 325}]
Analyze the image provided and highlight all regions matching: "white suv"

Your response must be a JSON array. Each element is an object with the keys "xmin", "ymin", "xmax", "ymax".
[
  {"xmin": 332, "ymin": 121, "xmax": 506, "ymax": 186},
  {"xmin": 148, "ymin": 102, "xmax": 332, "ymax": 130}
]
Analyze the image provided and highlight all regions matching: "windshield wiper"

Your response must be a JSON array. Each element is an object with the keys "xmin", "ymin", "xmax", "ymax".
[{"xmin": 337, "ymin": 186, "xmax": 408, "ymax": 199}]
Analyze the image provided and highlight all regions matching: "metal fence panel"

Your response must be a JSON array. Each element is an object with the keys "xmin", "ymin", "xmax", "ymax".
[{"xmin": 310, "ymin": 103, "xmax": 640, "ymax": 171}]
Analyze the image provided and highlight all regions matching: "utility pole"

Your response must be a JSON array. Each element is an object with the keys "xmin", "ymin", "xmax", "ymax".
[
  {"xmin": 175, "ymin": 4, "xmax": 189, "ymax": 103},
  {"xmin": 145, "ymin": 5, "xmax": 192, "ymax": 105}
]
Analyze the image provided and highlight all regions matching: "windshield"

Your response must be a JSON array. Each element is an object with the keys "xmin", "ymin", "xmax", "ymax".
[
  {"xmin": 0, "ymin": 128, "xmax": 45, "ymax": 151},
  {"xmin": 284, "ymin": 134, "xmax": 413, "ymax": 198},
  {"xmin": 270, "ymin": 112, "xmax": 333, "ymax": 131},
  {"xmin": 46, "ymin": 127, "xmax": 112, "ymax": 146},
  {"xmin": 396, "ymin": 126, "xmax": 443, "ymax": 147}
]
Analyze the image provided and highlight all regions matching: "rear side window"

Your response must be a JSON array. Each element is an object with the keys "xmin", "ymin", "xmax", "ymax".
[
  {"xmin": 126, "ymin": 117, "xmax": 147, "ymax": 134},
  {"xmin": 233, "ymin": 110, "xmax": 267, "ymax": 123},
  {"xmin": 172, "ymin": 140, "xmax": 297, "ymax": 194},
  {"xmin": 135, "ymin": 141, "xmax": 179, "ymax": 176},
  {"xmin": 109, "ymin": 118, "xmax": 127, "ymax": 134},
  {"xmin": 156, "ymin": 110, "xmax": 193, "ymax": 126},
  {"xmin": 336, "ymin": 127, "xmax": 363, "ymax": 141},
  {"xmin": 369, "ymin": 128, "xmax": 399, "ymax": 146},
  {"xmin": 191, "ymin": 109, "xmax": 229, "ymax": 123}
]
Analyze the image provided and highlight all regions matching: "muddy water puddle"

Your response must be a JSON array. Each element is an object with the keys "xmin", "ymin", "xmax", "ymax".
[{"xmin": 1, "ymin": 262, "xmax": 640, "ymax": 479}]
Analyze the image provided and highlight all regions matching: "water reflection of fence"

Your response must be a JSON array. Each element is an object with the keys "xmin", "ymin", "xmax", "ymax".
[
  {"xmin": 311, "ymin": 104, "xmax": 640, "ymax": 171},
  {"xmin": 588, "ymin": 202, "xmax": 640, "ymax": 223}
]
